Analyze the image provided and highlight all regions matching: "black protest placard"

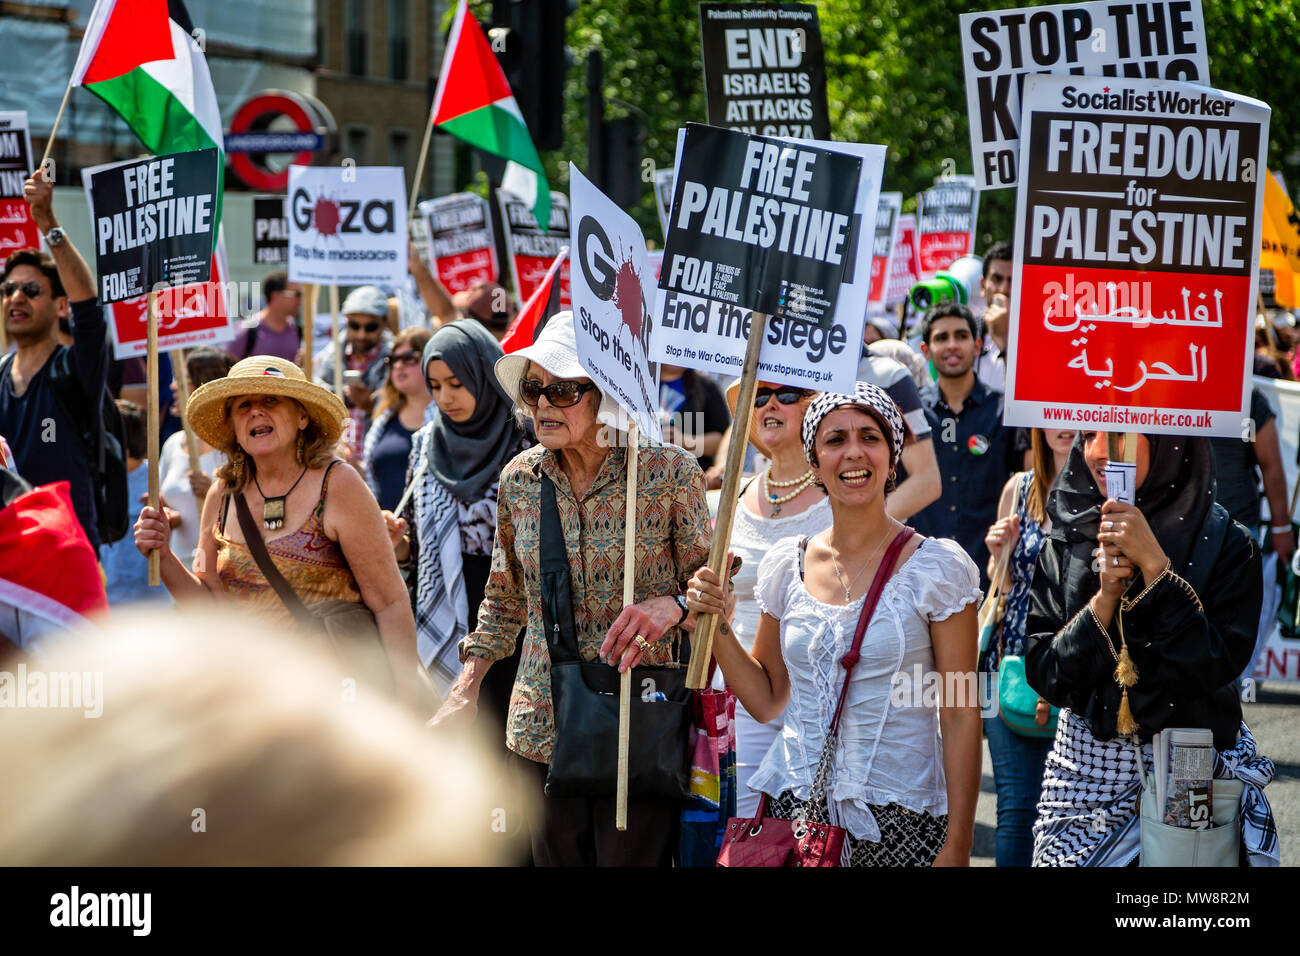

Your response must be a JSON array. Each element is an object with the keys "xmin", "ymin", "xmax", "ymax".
[
  {"xmin": 916, "ymin": 176, "xmax": 979, "ymax": 277},
  {"xmin": 0, "ymin": 111, "xmax": 40, "ymax": 262},
  {"xmin": 699, "ymin": 2, "xmax": 829, "ymax": 141},
  {"xmin": 90, "ymin": 149, "xmax": 218, "ymax": 304},
  {"xmin": 660, "ymin": 123, "xmax": 860, "ymax": 329},
  {"xmin": 960, "ymin": 0, "xmax": 1211, "ymax": 190},
  {"xmin": 422, "ymin": 192, "xmax": 497, "ymax": 294},
  {"xmin": 252, "ymin": 195, "xmax": 288, "ymax": 265}
]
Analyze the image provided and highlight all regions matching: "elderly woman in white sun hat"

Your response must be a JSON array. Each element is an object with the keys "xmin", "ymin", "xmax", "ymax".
[
  {"xmin": 431, "ymin": 311, "xmax": 712, "ymax": 866},
  {"xmin": 133, "ymin": 355, "xmax": 422, "ymax": 707}
]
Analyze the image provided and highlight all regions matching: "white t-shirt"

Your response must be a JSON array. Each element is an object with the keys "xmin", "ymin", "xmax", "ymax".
[{"xmin": 749, "ymin": 534, "xmax": 980, "ymax": 840}]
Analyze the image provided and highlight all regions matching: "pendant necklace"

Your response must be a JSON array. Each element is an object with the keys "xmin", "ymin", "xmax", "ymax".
[
  {"xmin": 253, "ymin": 466, "xmax": 309, "ymax": 531},
  {"xmin": 764, "ymin": 466, "xmax": 814, "ymax": 517},
  {"xmin": 830, "ymin": 520, "xmax": 898, "ymax": 603}
]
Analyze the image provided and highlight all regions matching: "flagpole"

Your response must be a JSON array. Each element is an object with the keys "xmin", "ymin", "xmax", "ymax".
[
  {"xmin": 147, "ymin": 290, "xmax": 162, "ymax": 587},
  {"xmin": 408, "ymin": 118, "xmax": 435, "ymax": 226},
  {"xmin": 38, "ymin": 83, "xmax": 74, "ymax": 172}
]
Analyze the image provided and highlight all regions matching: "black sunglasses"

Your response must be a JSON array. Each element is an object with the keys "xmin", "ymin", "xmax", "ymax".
[
  {"xmin": 754, "ymin": 387, "xmax": 809, "ymax": 408},
  {"xmin": 347, "ymin": 320, "xmax": 381, "ymax": 333},
  {"xmin": 519, "ymin": 379, "xmax": 597, "ymax": 408},
  {"xmin": 2, "ymin": 280, "xmax": 44, "ymax": 299},
  {"xmin": 386, "ymin": 351, "xmax": 421, "ymax": 367}
]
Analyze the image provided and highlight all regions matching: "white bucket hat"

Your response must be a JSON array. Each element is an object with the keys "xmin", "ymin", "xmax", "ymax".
[{"xmin": 493, "ymin": 311, "xmax": 623, "ymax": 432}]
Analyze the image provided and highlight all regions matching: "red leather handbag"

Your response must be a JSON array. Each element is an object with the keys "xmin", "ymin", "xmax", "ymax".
[{"xmin": 716, "ymin": 528, "xmax": 916, "ymax": 868}]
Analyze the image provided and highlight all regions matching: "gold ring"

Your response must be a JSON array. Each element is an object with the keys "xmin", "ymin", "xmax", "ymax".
[{"xmin": 634, "ymin": 635, "xmax": 650, "ymax": 650}]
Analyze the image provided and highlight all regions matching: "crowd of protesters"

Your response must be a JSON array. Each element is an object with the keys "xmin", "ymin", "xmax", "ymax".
[{"xmin": 0, "ymin": 170, "xmax": 1282, "ymax": 869}]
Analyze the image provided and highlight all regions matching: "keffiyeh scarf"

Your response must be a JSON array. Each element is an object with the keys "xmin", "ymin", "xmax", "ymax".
[{"xmin": 1033, "ymin": 709, "xmax": 1278, "ymax": 867}]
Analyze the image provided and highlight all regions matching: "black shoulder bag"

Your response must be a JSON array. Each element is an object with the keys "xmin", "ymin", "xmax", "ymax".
[{"xmin": 539, "ymin": 474, "xmax": 692, "ymax": 801}]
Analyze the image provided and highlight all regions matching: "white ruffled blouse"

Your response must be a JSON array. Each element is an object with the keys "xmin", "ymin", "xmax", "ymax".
[{"xmin": 748, "ymin": 534, "xmax": 981, "ymax": 841}]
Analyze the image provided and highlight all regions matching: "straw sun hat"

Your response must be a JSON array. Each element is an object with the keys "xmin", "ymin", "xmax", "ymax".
[
  {"xmin": 186, "ymin": 355, "xmax": 348, "ymax": 451},
  {"xmin": 724, "ymin": 377, "xmax": 818, "ymax": 460}
]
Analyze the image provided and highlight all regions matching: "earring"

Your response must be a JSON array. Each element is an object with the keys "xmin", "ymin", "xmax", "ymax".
[
  {"xmin": 296, "ymin": 432, "xmax": 306, "ymax": 465},
  {"xmin": 230, "ymin": 447, "xmax": 245, "ymax": 482}
]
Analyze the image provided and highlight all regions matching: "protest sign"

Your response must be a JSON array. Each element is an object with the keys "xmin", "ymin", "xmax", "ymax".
[
  {"xmin": 287, "ymin": 164, "xmax": 407, "ymax": 288},
  {"xmin": 570, "ymin": 165, "xmax": 662, "ymax": 443},
  {"xmin": 88, "ymin": 149, "xmax": 218, "ymax": 304},
  {"xmin": 960, "ymin": 0, "xmax": 1211, "ymax": 190},
  {"xmin": 498, "ymin": 189, "xmax": 570, "ymax": 309},
  {"xmin": 917, "ymin": 176, "xmax": 979, "ymax": 278},
  {"xmin": 654, "ymin": 167, "xmax": 674, "ymax": 241},
  {"xmin": 883, "ymin": 212, "xmax": 920, "ymax": 310},
  {"xmin": 659, "ymin": 123, "xmax": 861, "ymax": 330},
  {"xmin": 699, "ymin": 2, "xmax": 830, "ymax": 141},
  {"xmin": 867, "ymin": 191, "xmax": 902, "ymax": 316},
  {"xmin": 0, "ymin": 111, "xmax": 40, "ymax": 262},
  {"xmin": 652, "ymin": 127, "xmax": 882, "ymax": 393},
  {"xmin": 252, "ymin": 195, "xmax": 288, "ymax": 265},
  {"xmin": 1261, "ymin": 171, "xmax": 1300, "ymax": 308},
  {"xmin": 419, "ymin": 192, "xmax": 497, "ymax": 294},
  {"xmin": 84, "ymin": 156, "xmax": 234, "ymax": 357},
  {"xmin": 1004, "ymin": 74, "xmax": 1270, "ymax": 439}
]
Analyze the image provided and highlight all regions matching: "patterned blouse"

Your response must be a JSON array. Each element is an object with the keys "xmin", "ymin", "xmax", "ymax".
[
  {"xmin": 985, "ymin": 470, "xmax": 1045, "ymax": 672},
  {"xmin": 215, "ymin": 461, "xmax": 362, "ymax": 624},
  {"xmin": 460, "ymin": 442, "xmax": 712, "ymax": 763}
]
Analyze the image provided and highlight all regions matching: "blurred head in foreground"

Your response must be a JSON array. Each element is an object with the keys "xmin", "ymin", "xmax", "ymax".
[{"xmin": 0, "ymin": 609, "xmax": 521, "ymax": 865}]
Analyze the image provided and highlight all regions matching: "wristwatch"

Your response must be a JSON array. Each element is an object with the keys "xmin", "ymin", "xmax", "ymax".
[
  {"xmin": 45, "ymin": 226, "xmax": 66, "ymax": 248},
  {"xmin": 674, "ymin": 593, "xmax": 690, "ymax": 625}
]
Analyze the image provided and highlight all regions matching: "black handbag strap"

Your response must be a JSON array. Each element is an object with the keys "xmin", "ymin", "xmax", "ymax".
[
  {"xmin": 539, "ymin": 474, "xmax": 582, "ymax": 663},
  {"xmin": 232, "ymin": 491, "xmax": 316, "ymax": 631}
]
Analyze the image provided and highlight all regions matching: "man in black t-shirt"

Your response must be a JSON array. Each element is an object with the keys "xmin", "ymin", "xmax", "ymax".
[{"xmin": 0, "ymin": 174, "xmax": 106, "ymax": 551}]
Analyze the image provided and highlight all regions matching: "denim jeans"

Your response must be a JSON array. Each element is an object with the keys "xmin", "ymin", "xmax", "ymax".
[{"xmin": 984, "ymin": 714, "xmax": 1053, "ymax": 867}]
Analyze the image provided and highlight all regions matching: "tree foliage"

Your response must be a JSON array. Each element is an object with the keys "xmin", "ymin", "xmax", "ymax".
[{"xmin": 529, "ymin": 0, "xmax": 1300, "ymax": 250}]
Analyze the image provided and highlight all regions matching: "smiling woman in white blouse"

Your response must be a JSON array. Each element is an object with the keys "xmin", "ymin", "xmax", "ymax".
[{"xmin": 688, "ymin": 383, "xmax": 983, "ymax": 866}]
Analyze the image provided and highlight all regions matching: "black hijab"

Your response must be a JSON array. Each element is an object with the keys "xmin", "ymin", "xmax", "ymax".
[
  {"xmin": 422, "ymin": 320, "xmax": 520, "ymax": 505},
  {"xmin": 1047, "ymin": 433, "xmax": 1217, "ymax": 611}
]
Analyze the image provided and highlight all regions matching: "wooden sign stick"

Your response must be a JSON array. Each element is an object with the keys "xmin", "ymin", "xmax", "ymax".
[
  {"xmin": 330, "ymin": 284, "xmax": 344, "ymax": 399},
  {"xmin": 616, "ymin": 420, "xmax": 639, "ymax": 831},
  {"xmin": 301, "ymin": 283, "xmax": 316, "ymax": 379},
  {"xmin": 147, "ymin": 290, "xmax": 161, "ymax": 586},
  {"xmin": 685, "ymin": 311, "xmax": 769, "ymax": 689}
]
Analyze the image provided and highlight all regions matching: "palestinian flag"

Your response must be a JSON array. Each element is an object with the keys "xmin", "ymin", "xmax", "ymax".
[
  {"xmin": 70, "ymin": 0, "xmax": 224, "ymax": 233},
  {"xmin": 500, "ymin": 247, "xmax": 566, "ymax": 353},
  {"xmin": 431, "ymin": 0, "xmax": 551, "ymax": 229}
]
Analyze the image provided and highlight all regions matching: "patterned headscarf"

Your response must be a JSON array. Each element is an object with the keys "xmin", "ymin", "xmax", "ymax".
[{"xmin": 801, "ymin": 382, "xmax": 905, "ymax": 469}]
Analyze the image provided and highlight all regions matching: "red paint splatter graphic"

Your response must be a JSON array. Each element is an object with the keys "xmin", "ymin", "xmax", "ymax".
[
  {"xmin": 313, "ymin": 197, "xmax": 340, "ymax": 236},
  {"xmin": 611, "ymin": 256, "xmax": 650, "ymax": 355}
]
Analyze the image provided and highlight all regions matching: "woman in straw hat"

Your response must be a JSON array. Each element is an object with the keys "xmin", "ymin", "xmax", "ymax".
[
  {"xmin": 431, "ymin": 311, "xmax": 712, "ymax": 866},
  {"xmin": 688, "ymin": 383, "xmax": 983, "ymax": 866},
  {"xmin": 719, "ymin": 377, "xmax": 827, "ymax": 819},
  {"xmin": 133, "ymin": 356, "xmax": 421, "ymax": 705}
]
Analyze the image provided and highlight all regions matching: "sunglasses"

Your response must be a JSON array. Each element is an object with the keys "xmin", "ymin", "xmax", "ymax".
[
  {"xmin": 2, "ymin": 280, "xmax": 44, "ymax": 299},
  {"xmin": 519, "ymin": 379, "xmax": 597, "ymax": 408},
  {"xmin": 754, "ymin": 387, "xmax": 809, "ymax": 408},
  {"xmin": 278, "ymin": 289, "xmax": 302, "ymax": 299},
  {"xmin": 347, "ymin": 320, "xmax": 381, "ymax": 333},
  {"xmin": 386, "ymin": 351, "xmax": 421, "ymax": 367}
]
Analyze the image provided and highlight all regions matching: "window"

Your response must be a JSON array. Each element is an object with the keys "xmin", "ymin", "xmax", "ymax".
[
  {"xmin": 387, "ymin": 0, "xmax": 409, "ymax": 81},
  {"xmin": 345, "ymin": 125, "xmax": 370, "ymax": 165},
  {"xmin": 389, "ymin": 129, "xmax": 410, "ymax": 171},
  {"xmin": 346, "ymin": 0, "xmax": 367, "ymax": 76}
]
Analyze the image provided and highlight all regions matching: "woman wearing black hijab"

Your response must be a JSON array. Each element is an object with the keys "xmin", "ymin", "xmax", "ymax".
[
  {"xmin": 1025, "ymin": 431, "xmax": 1279, "ymax": 867},
  {"xmin": 389, "ymin": 320, "xmax": 529, "ymax": 702}
]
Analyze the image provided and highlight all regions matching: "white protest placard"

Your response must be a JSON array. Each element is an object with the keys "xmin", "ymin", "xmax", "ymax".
[
  {"xmin": 0, "ymin": 111, "xmax": 40, "ymax": 262},
  {"xmin": 917, "ymin": 176, "xmax": 979, "ymax": 278},
  {"xmin": 867, "ymin": 191, "xmax": 902, "ymax": 316},
  {"xmin": 420, "ymin": 192, "xmax": 497, "ymax": 293},
  {"xmin": 651, "ymin": 129, "xmax": 884, "ymax": 393},
  {"xmin": 569, "ymin": 164, "xmax": 662, "ymax": 443},
  {"xmin": 1004, "ymin": 74, "xmax": 1269, "ymax": 439},
  {"xmin": 287, "ymin": 165, "xmax": 407, "ymax": 287},
  {"xmin": 498, "ymin": 189, "xmax": 571, "ymax": 309},
  {"xmin": 960, "ymin": 0, "xmax": 1211, "ymax": 190},
  {"xmin": 653, "ymin": 167, "xmax": 674, "ymax": 241}
]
